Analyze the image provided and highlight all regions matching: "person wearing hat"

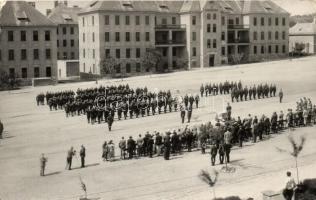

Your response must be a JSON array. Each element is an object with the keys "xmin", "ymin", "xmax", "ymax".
[
  {"xmin": 66, "ymin": 146, "xmax": 76, "ymax": 170},
  {"xmin": 127, "ymin": 136, "xmax": 136, "ymax": 159},
  {"xmin": 164, "ymin": 131, "xmax": 171, "ymax": 160},
  {"xmin": 155, "ymin": 132, "xmax": 163, "ymax": 156},
  {"xmin": 180, "ymin": 104, "xmax": 186, "ymax": 123},
  {"xmin": 80, "ymin": 145, "xmax": 86, "ymax": 168},
  {"xmin": 210, "ymin": 140, "xmax": 218, "ymax": 166},
  {"xmin": 40, "ymin": 153, "xmax": 47, "ymax": 176},
  {"xmin": 0, "ymin": 120, "xmax": 3, "ymax": 139},
  {"xmin": 279, "ymin": 89, "xmax": 283, "ymax": 103},
  {"xmin": 283, "ymin": 171, "xmax": 296, "ymax": 200}
]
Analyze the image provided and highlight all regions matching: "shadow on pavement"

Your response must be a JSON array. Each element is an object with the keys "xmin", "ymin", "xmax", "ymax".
[{"xmin": 45, "ymin": 171, "xmax": 62, "ymax": 176}]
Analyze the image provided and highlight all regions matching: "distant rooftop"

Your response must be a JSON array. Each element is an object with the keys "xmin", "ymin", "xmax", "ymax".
[
  {"xmin": 0, "ymin": 1, "xmax": 56, "ymax": 27},
  {"xmin": 48, "ymin": 4, "xmax": 82, "ymax": 25},
  {"xmin": 290, "ymin": 19, "xmax": 316, "ymax": 35}
]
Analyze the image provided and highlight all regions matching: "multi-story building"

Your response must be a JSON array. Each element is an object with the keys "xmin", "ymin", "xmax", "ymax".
[
  {"xmin": 0, "ymin": 1, "xmax": 58, "ymax": 79},
  {"xmin": 48, "ymin": 3, "xmax": 81, "ymax": 60},
  {"xmin": 78, "ymin": 0, "xmax": 289, "ymax": 75}
]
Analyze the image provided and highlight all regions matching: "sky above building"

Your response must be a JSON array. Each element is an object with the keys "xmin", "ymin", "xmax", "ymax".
[{"xmin": 0, "ymin": 0, "xmax": 315, "ymax": 16}]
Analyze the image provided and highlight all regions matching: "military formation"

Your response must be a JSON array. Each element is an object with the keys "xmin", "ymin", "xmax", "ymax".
[
  {"xmin": 230, "ymin": 83, "xmax": 278, "ymax": 102},
  {"xmin": 199, "ymin": 81, "xmax": 278, "ymax": 103},
  {"xmin": 36, "ymin": 85, "xmax": 183, "ymax": 129},
  {"xmin": 200, "ymin": 81, "xmax": 240, "ymax": 97}
]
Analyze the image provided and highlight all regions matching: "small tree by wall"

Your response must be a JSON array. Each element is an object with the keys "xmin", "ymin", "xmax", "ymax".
[
  {"xmin": 100, "ymin": 56, "xmax": 121, "ymax": 77},
  {"xmin": 0, "ymin": 69, "xmax": 21, "ymax": 90},
  {"xmin": 141, "ymin": 48, "xmax": 163, "ymax": 73}
]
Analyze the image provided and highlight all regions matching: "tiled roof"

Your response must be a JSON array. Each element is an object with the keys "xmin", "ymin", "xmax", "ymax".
[
  {"xmin": 242, "ymin": 0, "xmax": 288, "ymax": 14},
  {"xmin": 79, "ymin": 0, "xmax": 289, "ymax": 15},
  {"xmin": 48, "ymin": 4, "xmax": 82, "ymax": 25},
  {"xmin": 289, "ymin": 22, "xmax": 316, "ymax": 35},
  {"xmin": 0, "ymin": 1, "xmax": 56, "ymax": 26},
  {"xmin": 180, "ymin": 1, "xmax": 201, "ymax": 13},
  {"xmin": 79, "ymin": 0, "xmax": 185, "ymax": 14}
]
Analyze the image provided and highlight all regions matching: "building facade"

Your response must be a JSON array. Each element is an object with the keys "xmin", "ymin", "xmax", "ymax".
[
  {"xmin": 48, "ymin": 4, "xmax": 81, "ymax": 60},
  {"xmin": 289, "ymin": 17, "xmax": 316, "ymax": 54},
  {"xmin": 0, "ymin": 1, "xmax": 58, "ymax": 79},
  {"xmin": 78, "ymin": 0, "xmax": 290, "ymax": 76}
]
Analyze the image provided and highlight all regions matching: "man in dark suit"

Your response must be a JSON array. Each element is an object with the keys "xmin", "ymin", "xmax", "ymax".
[
  {"xmin": 127, "ymin": 136, "xmax": 136, "ymax": 159},
  {"xmin": 80, "ymin": 145, "xmax": 86, "ymax": 168}
]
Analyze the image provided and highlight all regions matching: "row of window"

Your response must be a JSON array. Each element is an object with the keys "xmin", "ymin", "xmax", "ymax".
[
  {"xmin": 57, "ymin": 52, "xmax": 76, "ymax": 60},
  {"xmin": 8, "ymin": 67, "xmax": 52, "ymax": 78},
  {"xmin": 83, "ymin": 32, "xmax": 151, "ymax": 43},
  {"xmin": 253, "ymin": 31, "xmax": 287, "ymax": 41},
  {"xmin": 4, "ymin": 30, "xmax": 51, "ymax": 42},
  {"xmin": 83, "ymin": 15, "xmax": 152, "ymax": 26},
  {"xmin": 57, "ymin": 26, "xmax": 75, "ymax": 35},
  {"xmin": 253, "ymin": 45, "xmax": 287, "ymax": 54},
  {"xmin": 253, "ymin": 17, "xmax": 286, "ymax": 26},
  {"xmin": 82, "ymin": 62, "xmax": 143, "ymax": 74},
  {"xmin": 0, "ymin": 49, "xmax": 51, "ymax": 61},
  {"xmin": 57, "ymin": 39, "xmax": 76, "ymax": 47}
]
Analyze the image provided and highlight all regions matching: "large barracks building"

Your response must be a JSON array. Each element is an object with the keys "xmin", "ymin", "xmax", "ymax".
[{"xmin": 78, "ymin": 0, "xmax": 289, "ymax": 75}]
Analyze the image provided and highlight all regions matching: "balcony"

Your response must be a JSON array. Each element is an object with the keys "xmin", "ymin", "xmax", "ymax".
[
  {"xmin": 227, "ymin": 38, "xmax": 250, "ymax": 44},
  {"xmin": 227, "ymin": 24, "xmax": 250, "ymax": 29},
  {"xmin": 155, "ymin": 39, "xmax": 186, "ymax": 46},
  {"xmin": 155, "ymin": 24, "xmax": 186, "ymax": 30}
]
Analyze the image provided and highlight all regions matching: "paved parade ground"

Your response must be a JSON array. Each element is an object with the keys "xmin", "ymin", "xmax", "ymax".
[{"xmin": 1, "ymin": 56, "xmax": 316, "ymax": 200}]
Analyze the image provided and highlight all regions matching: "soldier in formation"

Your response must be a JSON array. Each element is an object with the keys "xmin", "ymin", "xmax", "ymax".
[
  {"xmin": 231, "ymin": 83, "xmax": 277, "ymax": 103},
  {"xmin": 37, "ymin": 85, "xmax": 181, "ymax": 126}
]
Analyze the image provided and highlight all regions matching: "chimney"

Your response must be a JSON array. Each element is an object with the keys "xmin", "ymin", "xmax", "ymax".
[{"xmin": 46, "ymin": 9, "xmax": 52, "ymax": 16}]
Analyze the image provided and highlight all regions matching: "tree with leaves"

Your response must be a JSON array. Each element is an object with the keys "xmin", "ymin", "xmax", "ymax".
[
  {"xmin": 100, "ymin": 56, "xmax": 121, "ymax": 77},
  {"xmin": 0, "ymin": 69, "xmax": 20, "ymax": 90},
  {"xmin": 199, "ymin": 169, "xmax": 219, "ymax": 199},
  {"xmin": 230, "ymin": 53, "xmax": 244, "ymax": 65},
  {"xmin": 276, "ymin": 135, "xmax": 306, "ymax": 183},
  {"xmin": 141, "ymin": 48, "xmax": 163, "ymax": 73}
]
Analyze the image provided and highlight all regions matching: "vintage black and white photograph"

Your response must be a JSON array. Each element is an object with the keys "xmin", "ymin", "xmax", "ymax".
[{"xmin": 0, "ymin": 0, "xmax": 316, "ymax": 199}]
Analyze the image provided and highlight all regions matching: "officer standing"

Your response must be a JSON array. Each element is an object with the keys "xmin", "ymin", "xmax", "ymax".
[
  {"xmin": 279, "ymin": 89, "xmax": 284, "ymax": 103},
  {"xmin": 200, "ymin": 84, "xmax": 204, "ymax": 97},
  {"xmin": 107, "ymin": 114, "xmax": 114, "ymax": 131},
  {"xmin": 195, "ymin": 95, "xmax": 200, "ymax": 108},
  {"xmin": 0, "ymin": 120, "xmax": 3, "ymax": 139},
  {"xmin": 40, "ymin": 153, "xmax": 47, "ymax": 176},
  {"xmin": 210, "ymin": 141, "xmax": 217, "ymax": 166},
  {"xmin": 226, "ymin": 103, "xmax": 232, "ymax": 120},
  {"xmin": 224, "ymin": 129, "xmax": 232, "ymax": 163},
  {"xmin": 164, "ymin": 132, "xmax": 171, "ymax": 160},
  {"xmin": 180, "ymin": 104, "xmax": 186, "ymax": 123},
  {"xmin": 187, "ymin": 105, "xmax": 192, "ymax": 123},
  {"xmin": 127, "ymin": 136, "xmax": 136, "ymax": 159},
  {"xmin": 119, "ymin": 137, "xmax": 127, "ymax": 160},
  {"xmin": 80, "ymin": 145, "xmax": 86, "ymax": 168},
  {"xmin": 66, "ymin": 147, "xmax": 75, "ymax": 170}
]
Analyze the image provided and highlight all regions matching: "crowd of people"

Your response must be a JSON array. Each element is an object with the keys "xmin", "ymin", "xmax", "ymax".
[
  {"xmin": 91, "ymin": 97, "xmax": 316, "ymax": 166},
  {"xmin": 36, "ymin": 85, "xmax": 185, "ymax": 128},
  {"xmin": 38, "ymin": 94, "xmax": 316, "ymax": 176}
]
